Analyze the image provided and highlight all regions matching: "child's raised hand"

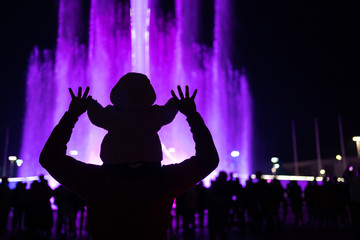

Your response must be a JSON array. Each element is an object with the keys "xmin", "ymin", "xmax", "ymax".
[{"xmin": 171, "ymin": 85, "xmax": 197, "ymax": 117}]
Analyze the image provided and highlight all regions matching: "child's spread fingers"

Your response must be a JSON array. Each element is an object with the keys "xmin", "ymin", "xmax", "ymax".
[
  {"xmin": 83, "ymin": 86, "xmax": 90, "ymax": 99},
  {"xmin": 185, "ymin": 85, "xmax": 189, "ymax": 98},
  {"xmin": 191, "ymin": 89, "xmax": 197, "ymax": 100},
  {"xmin": 177, "ymin": 85, "xmax": 184, "ymax": 99},
  {"xmin": 77, "ymin": 87, "xmax": 82, "ymax": 98},
  {"xmin": 69, "ymin": 88, "xmax": 76, "ymax": 99},
  {"xmin": 171, "ymin": 90, "xmax": 179, "ymax": 101}
]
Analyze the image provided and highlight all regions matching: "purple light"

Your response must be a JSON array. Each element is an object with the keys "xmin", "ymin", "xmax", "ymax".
[
  {"xmin": 130, "ymin": 0, "xmax": 150, "ymax": 74},
  {"xmin": 20, "ymin": 0, "xmax": 253, "ymax": 186},
  {"xmin": 231, "ymin": 151, "xmax": 240, "ymax": 158}
]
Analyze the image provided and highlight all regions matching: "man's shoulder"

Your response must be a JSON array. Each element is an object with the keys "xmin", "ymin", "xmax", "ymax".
[{"xmin": 161, "ymin": 157, "xmax": 195, "ymax": 172}]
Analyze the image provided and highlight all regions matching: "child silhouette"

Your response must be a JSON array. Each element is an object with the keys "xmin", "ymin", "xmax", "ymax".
[{"xmin": 87, "ymin": 72, "xmax": 178, "ymax": 165}]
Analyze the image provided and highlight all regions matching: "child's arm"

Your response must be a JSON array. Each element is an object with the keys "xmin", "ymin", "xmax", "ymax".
[
  {"xmin": 87, "ymin": 97, "xmax": 113, "ymax": 130},
  {"xmin": 164, "ymin": 97, "xmax": 179, "ymax": 123},
  {"xmin": 153, "ymin": 97, "xmax": 178, "ymax": 126}
]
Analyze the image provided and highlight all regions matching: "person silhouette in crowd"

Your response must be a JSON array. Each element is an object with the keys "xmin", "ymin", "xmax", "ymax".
[
  {"xmin": 39, "ymin": 84, "xmax": 219, "ymax": 240},
  {"xmin": 208, "ymin": 171, "xmax": 232, "ymax": 240},
  {"xmin": 0, "ymin": 177, "xmax": 11, "ymax": 236},
  {"xmin": 11, "ymin": 181, "xmax": 27, "ymax": 234},
  {"xmin": 335, "ymin": 178, "xmax": 350, "ymax": 227},
  {"xmin": 37, "ymin": 175, "xmax": 54, "ymax": 237},
  {"xmin": 287, "ymin": 180, "xmax": 303, "ymax": 226},
  {"xmin": 344, "ymin": 164, "xmax": 360, "ymax": 238},
  {"xmin": 304, "ymin": 180, "xmax": 315, "ymax": 224},
  {"xmin": 175, "ymin": 193, "xmax": 185, "ymax": 233},
  {"xmin": 195, "ymin": 181, "xmax": 208, "ymax": 229},
  {"xmin": 319, "ymin": 177, "xmax": 332, "ymax": 227},
  {"xmin": 25, "ymin": 176, "xmax": 53, "ymax": 238},
  {"xmin": 54, "ymin": 185, "xmax": 85, "ymax": 237},
  {"xmin": 253, "ymin": 171, "xmax": 274, "ymax": 231},
  {"xmin": 269, "ymin": 177, "xmax": 285, "ymax": 225},
  {"xmin": 311, "ymin": 179, "xmax": 320, "ymax": 224},
  {"xmin": 25, "ymin": 180, "xmax": 40, "ymax": 237},
  {"xmin": 227, "ymin": 176, "xmax": 244, "ymax": 229},
  {"xmin": 87, "ymin": 72, "xmax": 178, "ymax": 166},
  {"xmin": 54, "ymin": 185, "xmax": 67, "ymax": 235},
  {"xmin": 179, "ymin": 186, "xmax": 198, "ymax": 236},
  {"xmin": 243, "ymin": 177, "xmax": 257, "ymax": 226}
]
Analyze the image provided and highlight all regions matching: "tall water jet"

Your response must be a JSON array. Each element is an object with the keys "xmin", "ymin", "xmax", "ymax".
[{"xmin": 20, "ymin": 0, "xmax": 252, "ymax": 185}]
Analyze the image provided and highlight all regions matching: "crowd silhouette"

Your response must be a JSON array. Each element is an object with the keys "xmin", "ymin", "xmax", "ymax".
[
  {"xmin": 173, "ymin": 169, "xmax": 360, "ymax": 240},
  {"xmin": 0, "ymin": 175, "xmax": 86, "ymax": 239},
  {"xmin": 0, "ymin": 168, "xmax": 359, "ymax": 239}
]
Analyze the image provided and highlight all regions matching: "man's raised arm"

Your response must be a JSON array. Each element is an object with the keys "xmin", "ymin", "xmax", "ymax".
[
  {"xmin": 166, "ymin": 86, "xmax": 219, "ymax": 195},
  {"xmin": 40, "ymin": 87, "xmax": 95, "ymax": 195}
]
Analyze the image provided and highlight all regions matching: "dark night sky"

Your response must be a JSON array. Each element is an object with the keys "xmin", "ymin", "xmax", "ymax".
[{"xmin": 0, "ymin": 0, "xmax": 358, "ymax": 175}]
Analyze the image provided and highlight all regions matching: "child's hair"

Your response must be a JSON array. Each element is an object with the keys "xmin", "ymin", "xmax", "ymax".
[{"xmin": 110, "ymin": 72, "xmax": 156, "ymax": 111}]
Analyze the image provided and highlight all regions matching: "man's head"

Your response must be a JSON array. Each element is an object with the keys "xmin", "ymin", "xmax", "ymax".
[
  {"xmin": 218, "ymin": 171, "xmax": 227, "ymax": 182},
  {"xmin": 255, "ymin": 171, "xmax": 263, "ymax": 180},
  {"xmin": 110, "ymin": 72, "xmax": 156, "ymax": 111},
  {"xmin": 1, "ymin": 177, "xmax": 8, "ymax": 185},
  {"xmin": 39, "ymin": 174, "xmax": 46, "ymax": 183}
]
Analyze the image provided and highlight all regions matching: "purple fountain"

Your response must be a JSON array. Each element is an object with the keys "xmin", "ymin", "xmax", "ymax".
[{"xmin": 20, "ymin": 0, "xmax": 252, "ymax": 187}]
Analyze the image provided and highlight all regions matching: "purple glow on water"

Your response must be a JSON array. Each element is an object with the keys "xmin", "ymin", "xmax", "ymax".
[
  {"xmin": 20, "ymin": 48, "xmax": 55, "ymax": 177},
  {"xmin": 130, "ymin": 0, "xmax": 150, "ymax": 74},
  {"xmin": 20, "ymin": 0, "xmax": 252, "ymax": 186}
]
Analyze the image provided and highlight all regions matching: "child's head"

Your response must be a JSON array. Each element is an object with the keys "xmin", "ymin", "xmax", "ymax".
[{"xmin": 110, "ymin": 72, "xmax": 156, "ymax": 111}]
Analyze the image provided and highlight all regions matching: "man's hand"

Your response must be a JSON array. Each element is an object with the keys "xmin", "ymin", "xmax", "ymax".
[
  {"xmin": 68, "ymin": 87, "xmax": 90, "ymax": 117},
  {"xmin": 171, "ymin": 85, "xmax": 197, "ymax": 117}
]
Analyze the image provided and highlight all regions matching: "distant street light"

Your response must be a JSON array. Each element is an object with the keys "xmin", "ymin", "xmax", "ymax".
[
  {"xmin": 271, "ymin": 157, "xmax": 279, "ymax": 175},
  {"xmin": 16, "ymin": 159, "xmax": 23, "ymax": 167},
  {"xmin": 336, "ymin": 155, "xmax": 342, "ymax": 161},
  {"xmin": 69, "ymin": 150, "xmax": 78, "ymax": 156},
  {"xmin": 352, "ymin": 136, "xmax": 360, "ymax": 158},
  {"xmin": 231, "ymin": 151, "xmax": 240, "ymax": 157}
]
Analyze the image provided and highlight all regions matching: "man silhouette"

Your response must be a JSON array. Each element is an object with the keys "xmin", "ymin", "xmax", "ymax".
[{"xmin": 40, "ymin": 85, "xmax": 219, "ymax": 239}]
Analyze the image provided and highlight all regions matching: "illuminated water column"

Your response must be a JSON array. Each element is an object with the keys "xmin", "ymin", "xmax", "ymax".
[
  {"xmin": 20, "ymin": 49, "xmax": 55, "ymax": 177},
  {"xmin": 130, "ymin": 0, "xmax": 150, "ymax": 75},
  {"xmin": 20, "ymin": 0, "xmax": 252, "ymax": 184},
  {"xmin": 54, "ymin": 0, "xmax": 90, "ymax": 167},
  {"xmin": 213, "ymin": 0, "xmax": 252, "ymax": 179}
]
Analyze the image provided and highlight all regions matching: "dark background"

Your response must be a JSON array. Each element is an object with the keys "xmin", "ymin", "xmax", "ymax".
[{"xmin": 0, "ymin": 0, "xmax": 358, "ymax": 175}]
